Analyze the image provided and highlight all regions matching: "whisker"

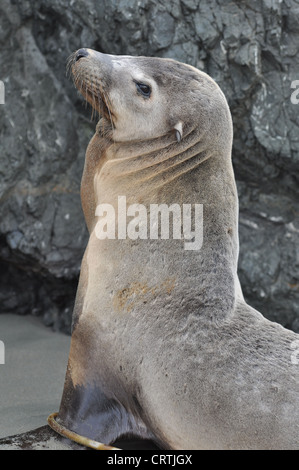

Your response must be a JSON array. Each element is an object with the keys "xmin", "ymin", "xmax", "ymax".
[
  {"xmin": 90, "ymin": 82, "xmax": 95, "ymax": 121},
  {"xmin": 66, "ymin": 53, "xmax": 76, "ymax": 79},
  {"xmin": 102, "ymin": 91, "xmax": 112, "ymax": 124},
  {"xmin": 102, "ymin": 89, "xmax": 115, "ymax": 141},
  {"xmin": 84, "ymin": 80, "xmax": 88, "ymax": 112},
  {"xmin": 69, "ymin": 60, "xmax": 114, "ymax": 138}
]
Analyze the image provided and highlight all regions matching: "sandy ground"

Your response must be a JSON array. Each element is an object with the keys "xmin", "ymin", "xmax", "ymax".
[{"xmin": 0, "ymin": 313, "xmax": 70, "ymax": 439}]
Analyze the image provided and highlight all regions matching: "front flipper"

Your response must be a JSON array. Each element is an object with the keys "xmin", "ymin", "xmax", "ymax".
[
  {"xmin": 48, "ymin": 413, "xmax": 120, "ymax": 449},
  {"xmin": 57, "ymin": 366, "xmax": 158, "ymax": 449}
]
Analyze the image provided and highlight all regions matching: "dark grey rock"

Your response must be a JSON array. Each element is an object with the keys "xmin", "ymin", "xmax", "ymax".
[{"xmin": 0, "ymin": 0, "xmax": 298, "ymax": 332}]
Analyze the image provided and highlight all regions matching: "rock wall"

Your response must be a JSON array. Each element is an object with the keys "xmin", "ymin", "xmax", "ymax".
[{"xmin": 0, "ymin": 0, "xmax": 298, "ymax": 333}]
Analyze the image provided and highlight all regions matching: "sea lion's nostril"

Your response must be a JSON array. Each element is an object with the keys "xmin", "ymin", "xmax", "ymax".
[{"xmin": 75, "ymin": 48, "xmax": 89, "ymax": 62}]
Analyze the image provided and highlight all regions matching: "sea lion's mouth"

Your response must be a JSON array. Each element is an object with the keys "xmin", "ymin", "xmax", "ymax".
[
  {"xmin": 74, "ymin": 75, "xmax": 113, "ymax": 122},
  {"xmin": 82, "ymin": 85, "xmax": 113, "ymax": 121}
]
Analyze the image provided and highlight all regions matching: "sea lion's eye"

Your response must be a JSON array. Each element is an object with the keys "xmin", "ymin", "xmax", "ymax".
[{"xmin": 135, "ymin": 82, "xmax": 151, "ymax": 98}]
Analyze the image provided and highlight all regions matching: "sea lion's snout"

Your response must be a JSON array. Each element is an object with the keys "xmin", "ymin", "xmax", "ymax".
[
  {"xmin": 69, "ymin": 48, "xmax": 114, "ymax": 122},
  {"xmin": 75, "ymin": 48, "xmax": 89, "ymax": 62}
]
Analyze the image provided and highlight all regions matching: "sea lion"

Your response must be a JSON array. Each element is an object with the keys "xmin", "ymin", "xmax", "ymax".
[{"xmin": 1, "ymin": 49, "xmax": 298, "ymax": 450}]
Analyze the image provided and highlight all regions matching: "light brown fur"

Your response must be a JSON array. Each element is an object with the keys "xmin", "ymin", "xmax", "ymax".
[{"xmin": 56, "ymin": 49, "xmax": 299, "ymax": 449}]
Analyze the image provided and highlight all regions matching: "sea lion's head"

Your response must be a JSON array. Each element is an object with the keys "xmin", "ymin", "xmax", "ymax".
[{"xmin": 68, "ymin": 49, "xmax": 232, "ymax": 151}]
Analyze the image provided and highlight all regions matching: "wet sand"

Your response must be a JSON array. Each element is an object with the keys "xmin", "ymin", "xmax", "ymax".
[{"xmin": 0, "ymin": 313, "xmax": 70, "ymax": 439}]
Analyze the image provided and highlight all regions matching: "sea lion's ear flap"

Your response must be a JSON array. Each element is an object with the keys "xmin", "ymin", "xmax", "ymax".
[{"xmin": 174, "ymin": 121, "xmax": 183, "ymax": 143}]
